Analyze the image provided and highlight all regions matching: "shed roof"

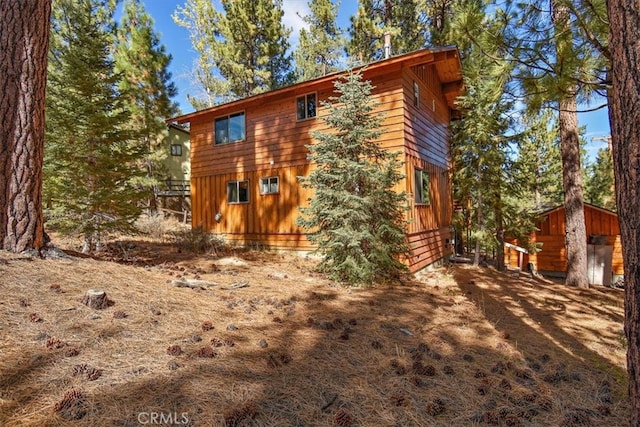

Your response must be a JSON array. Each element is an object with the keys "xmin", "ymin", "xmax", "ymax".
[{"xmin": 537, "ymin": 203, "xmax": 618, "ymax": 218}]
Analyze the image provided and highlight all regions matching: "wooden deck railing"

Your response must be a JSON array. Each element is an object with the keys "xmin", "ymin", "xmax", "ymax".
[{"xmin": 154, "ymin": 179, "xmax": 190, "ymax": 196}]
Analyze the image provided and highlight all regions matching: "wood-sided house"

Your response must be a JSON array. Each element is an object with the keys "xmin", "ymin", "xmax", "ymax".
[{"xmin": 167, "ymin": 47, "xmax": 464, "ymax": 272}]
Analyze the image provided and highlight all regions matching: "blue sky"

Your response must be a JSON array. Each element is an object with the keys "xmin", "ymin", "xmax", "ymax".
[
  {"xmin": 138, "ymin": 0, "xmax": 611, "ymax": 161},
  {"xmin": 141, "ymin": 0, "xmax": 356, "ymax": 114}
]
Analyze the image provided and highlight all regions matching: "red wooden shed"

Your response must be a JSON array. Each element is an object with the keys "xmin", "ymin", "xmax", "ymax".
[{"xmin": 505, "ymin": 203, "xmax": 623, "ymax": 285}]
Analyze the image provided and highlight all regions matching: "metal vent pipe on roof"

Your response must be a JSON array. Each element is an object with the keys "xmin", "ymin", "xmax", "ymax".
[{"xmin": 384, "ymin": 32, "xmax": 391, "ymax": 59}]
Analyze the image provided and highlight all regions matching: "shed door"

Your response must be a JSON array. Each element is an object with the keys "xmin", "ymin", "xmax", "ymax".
[{"xmin": 587, "ymin": 244, "xmax": 613, "ymax": 286}]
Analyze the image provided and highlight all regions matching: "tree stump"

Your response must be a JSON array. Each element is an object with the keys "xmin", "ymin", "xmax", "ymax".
[{"xmin": 81, "ymin": 290, "xmax": 111, "ymax": 310}]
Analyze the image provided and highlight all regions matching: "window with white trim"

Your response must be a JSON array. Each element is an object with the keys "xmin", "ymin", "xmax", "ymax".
[
  {"xmin": 296, "ymin": 93, "xmax": 317, "ymax": 120},
  {"xmin": 227, "ymin": 180, "xmax": 249, "ymax": 203},
  {"xmin": 260, "ymin": 176, "xmax": 279, "ymax": 194},
  {"xmin": 414, "ymin": 168, "xmax": 430, "ymax": 205},
  {"xmin": 215, "ymin": 112, "xmax": 245, "ymax": 144}
]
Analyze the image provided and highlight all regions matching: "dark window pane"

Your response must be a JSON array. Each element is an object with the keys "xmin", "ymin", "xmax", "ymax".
[
  {"xmin": 414, "ymin": 169, "xmax": 423, "ymax": 203},
  {"xmin": 229, "ymin": 112, "xmax": 245, "ymax": 142},
  {"xmin": 421, "ymin": 171, "xmax": 430, "ymax": 204},
  {"xmin": 238, "ymin": 180, "xmax": 249, "ymax": 202},
  {"xmin": 227, "ymin": 182, "xmax": 238, "ymax": 203},
  {"xmin": 307, "ymin": 93, "xmax": 316, "ymax": 118},
  {"xmin": 297, "ymin": 96, "xmax": 306, "ymax": 120},
  {"xmin": 215, "ymin": 117, "xmax": 229, "ymax": 144}
]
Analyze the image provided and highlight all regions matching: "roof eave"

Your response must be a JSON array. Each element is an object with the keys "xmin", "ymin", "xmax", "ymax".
[{"xmin": 166, "ymin": 46, "xmax": 463, "ymax": 125}]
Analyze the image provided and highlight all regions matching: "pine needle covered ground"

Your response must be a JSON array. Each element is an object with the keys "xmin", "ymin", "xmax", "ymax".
[{"xmin": 0, "ymin": 235, "xmax": 629, "ymax": 426}]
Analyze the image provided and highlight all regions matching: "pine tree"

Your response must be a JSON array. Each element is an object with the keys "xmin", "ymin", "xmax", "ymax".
[
  {"xmin": 114, "ymin": 0, "xmax": 179, "ymax": 211},
  {"xmin": 448, "ymin": 0, "xmax": 515, "ymax": 268},
  {"xmin": 298, "ymin": 71, "xmax": 409, "ymax": 285},
  {"xmin": 584, "ymin": 146, "xmax": 615, "ymax": 210},
  {"xmin": 423, "ymin": 0, "xmax": 456, "ymax": 45},
  {"xmin": 493, "ymin": 0, "xmax": 610, "ymax": 287},
  {"xmin": 512, "ymin": 111, "xmax": 563, "ymax": 209},
  {"xmin": 347, "ymin": 0, "xmax": 427, "ymax": 63},
  {"xmin": 44, "ymin": 0, "xmax": 146, "ymax": 253},
  {"xmin": 552, "ymin": 0, "xmax": 588, "ymax": 287},
  {"xmin": 294, "ymin": 0, "xmax": 344, "ymax": 81},
  {"xmin": 173, "ymin": 0, "xmax": 292, "ymax": 108}
]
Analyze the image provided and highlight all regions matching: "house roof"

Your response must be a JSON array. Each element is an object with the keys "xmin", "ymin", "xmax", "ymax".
[
  {"xmin": 166, "ymin": 46, "xmax": 463, "ymax": 125},
  {"xmin": 168, "ymin": 123, "xmax": 190, "ymax": 135}
]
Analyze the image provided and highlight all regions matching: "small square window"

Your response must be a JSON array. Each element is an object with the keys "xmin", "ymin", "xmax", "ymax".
[
  {"xmin": 171, "ymin": 144, "xmax": 182, "ymax": 156},
  {"xmin": 227, "ymin": 180, "xmax": 249, "ymax": 203},
  {"xmin": 414, "ymin": 168, "xmax": 430, "ymax": 205},
  {"xmin": 413, "ymin": 81, "xmax": 420, "ymax": 108},
  {"xmin": 260, "ymin": 176, "xmax": 279, "ymax": 194},
  {"xmin": 296, "ymin": 93, "xmax": 316, "ymax": 120}
]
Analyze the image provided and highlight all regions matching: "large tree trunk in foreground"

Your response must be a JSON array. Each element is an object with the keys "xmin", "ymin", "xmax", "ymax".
[
  {"xmin": 607, "ymin": 0, "xmax": 640, "ymax": 422},
  {"xmin": 559, "ymin": 95, "xmax": 588, "ymax": 288},
  {"xmin": 0, "ymin": 0, "xmax": 51, "ymax": 253}
]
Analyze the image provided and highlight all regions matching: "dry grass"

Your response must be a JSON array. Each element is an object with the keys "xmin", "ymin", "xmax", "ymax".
[{"xmin": 0, "ymin": 236, "xmax": 629, "ymax": 426}]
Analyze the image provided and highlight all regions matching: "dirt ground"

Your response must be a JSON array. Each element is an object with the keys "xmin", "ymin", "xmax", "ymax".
[{"xmin": 0, "ymin": 236, "xmax": 629, "ymax": 426}]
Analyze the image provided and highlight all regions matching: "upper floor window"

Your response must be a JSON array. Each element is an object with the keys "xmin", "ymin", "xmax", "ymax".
[
  {"xmin": 296, "ymin": 93, "xmax": 316, "ymax": 120},
  {"xmin": 227, "ymin": 180, "xmax": 249, "ymax": 203},
  {"xmin": 260, "ymin": 176, "xmax": 279, "ymax": 194},
  {"xmin": 170, "ymin": 144, "xmax": 182, "ymax": 156},
  {"xmin": 215, "ymin": 112, "xmax": 245, "ymax": 145},
  {"xmin": 413, "ymin": 81, "xmax": 420, "ymax": 108},
  {"xmin": 414, "ymin": 168, "xmax": 430, "ymax": 205}
]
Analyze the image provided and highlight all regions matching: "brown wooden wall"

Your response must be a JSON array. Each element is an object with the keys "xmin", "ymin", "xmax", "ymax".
[
  {"xmin": 402, "ymin": 63, "xmax": 454, "ymax": 268},
  {"xmin": 504, "ymin": 205, "xmax": 623, "ymax": 275},
  {"xmin": 190, "ymin": 164, "xmax": 314, "ymax": 249},
  {"xmin": 188, "ymin": 62, "xmax": 454, "ymax": 271}
]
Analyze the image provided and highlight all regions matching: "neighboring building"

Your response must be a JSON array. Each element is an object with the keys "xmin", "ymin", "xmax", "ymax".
[
  {"xmin": 505, "ymin": 203, "xmax": 623, "ymax": 285},
  {"xmin": 167, "ymin": 47, "xmax": 463, "ymax": 272},
  {"xmin": 158, "ymin": 123, "xmax": 190, "ymax": 197}
]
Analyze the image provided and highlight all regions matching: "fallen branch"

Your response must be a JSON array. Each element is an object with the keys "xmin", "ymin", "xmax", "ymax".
[
  {"xmin": 222, "ymin": 280, "xmax": 249, "ymax": 290},
  {"xmin": 171, "ymin": 279, "xmax": 219, "ymax": 288}
]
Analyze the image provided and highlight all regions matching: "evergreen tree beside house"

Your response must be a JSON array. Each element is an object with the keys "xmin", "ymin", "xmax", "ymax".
[
  {"xmin": 44, "ymin": 0, "xmax": 146, "ymax": 252},
  {"xmin": 298, "ymin": 71, "xmax": 409, "ymax": 284}
]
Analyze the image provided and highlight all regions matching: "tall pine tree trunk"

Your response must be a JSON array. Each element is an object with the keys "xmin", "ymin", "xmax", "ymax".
[
  {"xmin": 494, "ymin": 194, "xmax": 505, "ymax": 272},
  {"xmin": 0, "ymin": 0, "xmax": 51, "ymax": 253},
  {"xmin": 553, "ymin": 0, "xmax": 588, "ymax": 288},
  {"xmin": 559, "ymin": 95, "xmax": 588, "ymax": 288},
  {"xmin": 473, "ymin": 191, "xmax": 482, "ymax": 266},
  {"xmin": 607, "ymin": 0, "xmax": 640, "ymax": 422}
]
